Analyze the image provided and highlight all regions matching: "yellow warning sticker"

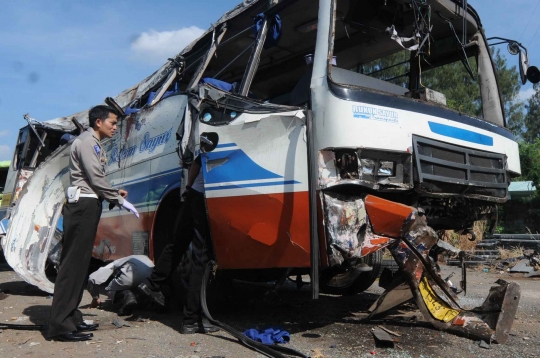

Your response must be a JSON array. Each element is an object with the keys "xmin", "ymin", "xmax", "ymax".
[{"xmin": 418, "ymin": 277, "xmax": 460, "ymax": 323}]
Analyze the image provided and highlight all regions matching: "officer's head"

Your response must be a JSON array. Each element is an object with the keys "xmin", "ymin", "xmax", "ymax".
[{"xmin": 89, "ymin": 105, "xmax": 118, "ymax": 140}]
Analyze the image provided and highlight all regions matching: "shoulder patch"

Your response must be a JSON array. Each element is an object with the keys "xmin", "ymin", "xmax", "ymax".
[{"xmin": 94, "ymin": 145, "xmax": 101, "ymax": 156}]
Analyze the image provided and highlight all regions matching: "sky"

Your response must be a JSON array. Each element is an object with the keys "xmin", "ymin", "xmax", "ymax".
[{"xmin": 0, "ymin": 0, "xmax": 539, "ymax": 161}]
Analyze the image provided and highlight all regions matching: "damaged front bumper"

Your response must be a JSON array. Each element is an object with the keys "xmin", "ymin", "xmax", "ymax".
[
  {"xmin": 323, "ymin": 192, "xmax": 520, "ymax": 344},
  {"xmin": 366, "ymin": 201, "xmax": 520, "ymax": 344}
]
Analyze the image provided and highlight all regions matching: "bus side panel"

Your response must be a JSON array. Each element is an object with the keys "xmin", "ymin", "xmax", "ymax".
[
  {"xmin": 207, "ymin": 191, "xmax": 310, "ymax": 269},
  {"xmin": 96, "ymin": 212, "xmax": 155, "ymax": 261},
  {"xmin": 200, "ymin": 111, "xmax": 310, "ymax": 269},
  {"xmin": 96, "ymin": 95, "xmax": 187, "ymax": 261}
]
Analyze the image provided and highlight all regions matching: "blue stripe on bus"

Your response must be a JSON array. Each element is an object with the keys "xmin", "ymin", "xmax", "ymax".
[
  {"xmin": 113, "ymin": 167, "xmax": 181, "ymax": 187},
  {"xmin": 106, "ymin": 169, "xmax": 181, "ymax": 207},
  {"xmin": 428, "ymin": 122, "xmax": 494, "ymax": 146},
  {"xmin": 203, "ymin": 149, "xmax": 282, "ymax": 184}
]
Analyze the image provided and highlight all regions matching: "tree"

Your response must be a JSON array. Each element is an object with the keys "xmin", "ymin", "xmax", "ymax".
[
  {"xmin": 523, "ymin": 83, "xmax": 540, "ymax": 143},
  {"xmin": 518, "ymin": 139, "xmax": 540, "ymax": 188},
  {"xmin": 492, "ymin": 48, "xmax": 525, "ymax": 139},
  {"xmin": 422, "ymin": 58, "xmax": 481, "ymax": 117}
]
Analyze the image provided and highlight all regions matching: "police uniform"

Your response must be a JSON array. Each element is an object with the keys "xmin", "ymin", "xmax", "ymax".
[{"xmin": 47, "ymin": 128, "xmax": 125, "ymax": 339}]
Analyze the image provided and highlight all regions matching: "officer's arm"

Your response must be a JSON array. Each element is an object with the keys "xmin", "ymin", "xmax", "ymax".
[{"xmin": 79, "ymin": 140, "xmax": 124, "ymax": 204}]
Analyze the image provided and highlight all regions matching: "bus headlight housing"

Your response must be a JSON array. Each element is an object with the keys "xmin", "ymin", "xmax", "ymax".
[{"xmin": 326, "ymin": 149, "xmax": 412, "ymax": 190}]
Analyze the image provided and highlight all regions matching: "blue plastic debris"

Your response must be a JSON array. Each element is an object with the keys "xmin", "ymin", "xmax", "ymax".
[{"xmin": 243, "ymin": 328, "xmax": 290, "ymax": 345}]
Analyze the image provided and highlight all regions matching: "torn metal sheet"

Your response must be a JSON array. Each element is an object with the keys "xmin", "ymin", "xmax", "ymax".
[
  {"xmin": 323, "ymin": 193, "xmax": 366, "ymax": 263},
  {"xmin": 318, "ymin": 150, "xmax": 338, "ymax": 187},
  {"xmin": 322, "ymin": 193, "xmax": 396, "ymax": 266},
  {"xmin": 355, "ymin": 195, "xmax": 522, "ymax": 343},
  {"xmin": 1, "ymin": 144, "xmax": 71, "ymax": 293},
  {"xmin": 384, "ymin": 207, "xmax": 521, "ymax": 343}
]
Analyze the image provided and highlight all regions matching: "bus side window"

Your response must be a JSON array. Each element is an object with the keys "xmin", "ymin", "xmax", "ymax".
[{"xmin": 197, "ymin": 0, "xmax": 320, "ymax": 106}]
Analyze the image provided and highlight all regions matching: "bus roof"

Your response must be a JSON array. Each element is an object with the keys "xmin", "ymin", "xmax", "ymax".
[{"xmin": 36, "ymin": 0, "xmax": 479, "ymax": 132}]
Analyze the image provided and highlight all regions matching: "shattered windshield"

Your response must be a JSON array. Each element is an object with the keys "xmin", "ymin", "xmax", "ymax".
[{"xmin": 331, "ymin": 0, "xmax": 489, "ymax": 120}]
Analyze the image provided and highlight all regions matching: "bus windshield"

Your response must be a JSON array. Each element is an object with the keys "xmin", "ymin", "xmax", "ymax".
[{"xmin": 330, "ymin": 0, "xmax": 501, "ymax": 125}]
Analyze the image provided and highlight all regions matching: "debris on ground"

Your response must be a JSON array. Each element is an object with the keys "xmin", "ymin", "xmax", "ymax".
[
  {"xmin": 112, "ymin": 318, "xmax": 132, "ymax": 328},
  {"xmin": 371, "ymin": 327, "xmax": 395, "ymax": 348},
  {"xmin": 479, "ymin": 340, "xmax": 491, "ymax": 349},
  {"xmin": 377, "ymin": 325, "xmax": 401, "ymax": 337}
]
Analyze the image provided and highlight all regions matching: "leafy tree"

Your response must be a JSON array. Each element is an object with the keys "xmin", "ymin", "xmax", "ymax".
[
  {"xmin": 518, "ymin": 139, "xmax": 540, "ymax": 188},
  {"xmin": 361, "ymin": 50, "xmax": 410, "ymax": 88},
  {"xmin": 523, "ymin": 83, "xmax": 540, "ymax": 143},
  {"xmin": 421, "ymin": 58, "xmax": 481, "ymax": 117},
  {"xmin": 361, "ymin": 48, "xmax": 522, "ymax": 123}
]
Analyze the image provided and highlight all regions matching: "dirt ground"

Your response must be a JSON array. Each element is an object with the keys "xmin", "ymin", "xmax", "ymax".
[{"xmin": 0, "ymin": 262, "xmax": 539, "ymax": 358}]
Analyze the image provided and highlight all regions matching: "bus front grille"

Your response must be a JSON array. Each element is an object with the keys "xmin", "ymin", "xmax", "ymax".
[{"xmin": 412, "ymin": 136, "xmax": 507, "ymax": 199}]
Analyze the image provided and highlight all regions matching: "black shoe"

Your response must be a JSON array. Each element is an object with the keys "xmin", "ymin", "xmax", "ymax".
[
  {"xmin": 118, "ymin": 290, "xmax": 138, "ymax": 316},
  {"xmin": 180, "ymin": 322, "xmax": 200, "ymax": 334},
  {"xmin": 138, "ymin": 283, "xmax": 165, "ymax": 307},
  {"xmin": 76, "ymin": 322, "xmax": 99, "ymax": 332},
  {"xmin": 181, "ymin": 318, "xmax": 220, "ymax": 334},
  {"xmin": 55, "ymin": 332, "xmax": 93, "ymax": 342}
]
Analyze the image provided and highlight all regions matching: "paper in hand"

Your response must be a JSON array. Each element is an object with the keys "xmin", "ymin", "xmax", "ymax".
[{"xmin": 121, "ymin": 199, "xmax": 139, "ymax": 218}]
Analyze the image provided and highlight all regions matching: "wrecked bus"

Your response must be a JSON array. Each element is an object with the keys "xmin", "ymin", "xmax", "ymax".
[{"xmin": 2, "ymin": 0, "xmax": 538, "ymax": 343}]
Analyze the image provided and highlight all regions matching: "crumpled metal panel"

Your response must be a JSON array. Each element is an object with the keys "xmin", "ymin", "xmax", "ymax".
[
  {"xmin": 323, "ymin": 193, "xmax": 398, "ymax": 265},
  {"xmin": 323, "ymin": 193, "xmax": 366, "ymax": 263},
  {"xmin": 1, "ymin": 144, "xmax": 71, "ymax": 293},
  {"xmin": 382, "ymin": 208, "xmax": 521, "ymax": 343},
  {"xmin": 39, "ymin": 85, "xmax": 138, "ymax": 131}
]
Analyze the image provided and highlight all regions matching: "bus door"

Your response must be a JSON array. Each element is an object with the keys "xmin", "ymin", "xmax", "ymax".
[{"xmin": 197, "ymin": 92, "xmax": 311, "ymax": 270}]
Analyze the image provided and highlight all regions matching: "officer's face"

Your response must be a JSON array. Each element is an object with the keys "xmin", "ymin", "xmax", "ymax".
[{"xmin": 97, "ymin": 113, "xmax": 118, "ymax": 139}]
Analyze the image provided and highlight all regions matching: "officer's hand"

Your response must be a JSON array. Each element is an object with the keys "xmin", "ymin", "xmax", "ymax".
[{"xmin": 119, "ymin": 189, "xmax": 128, "ymax": 198}]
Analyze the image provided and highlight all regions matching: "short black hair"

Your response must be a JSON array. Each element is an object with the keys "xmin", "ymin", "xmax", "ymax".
[{"xmin": 89, "ymin": 105, "xmax": 117, "ymax": 128}]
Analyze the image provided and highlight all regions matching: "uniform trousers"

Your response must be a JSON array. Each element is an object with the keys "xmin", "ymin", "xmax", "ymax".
[
  {"xmin": 46, "ymin": 198, "xmax": 102, "ymax": 338},
  {"xmin": 145, "ymin": 189, "xmax": 213, "ymax": 325}
]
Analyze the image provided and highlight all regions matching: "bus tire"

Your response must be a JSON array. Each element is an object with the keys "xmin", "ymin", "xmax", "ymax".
[{"xmin": 319, "ymin": 250, "xmax": 383, "ymax": 295}]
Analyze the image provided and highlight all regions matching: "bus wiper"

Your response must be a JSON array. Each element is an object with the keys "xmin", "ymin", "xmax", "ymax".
[
  {"xmin": 437, "ymin": 12, "xmax": 475, "ymax": 80},
  {"xmin": 449, "ymin": 21, "xmax": 475, "ymax": 80}
]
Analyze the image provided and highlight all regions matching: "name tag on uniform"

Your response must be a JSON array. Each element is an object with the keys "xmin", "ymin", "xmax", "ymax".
[{"xmin": 94, "ymin": 145, "xmax": 101, "ymax": 157}]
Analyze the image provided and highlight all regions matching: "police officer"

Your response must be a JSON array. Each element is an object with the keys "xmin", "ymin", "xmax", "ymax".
[
  {"xmin": 87, "ymin": 255, "xmax": 154, "ymax": 316},
  {"xmin": 47, "ymin": 105, "xmax": 136, "ymax": 342},
  {"xmin": 139, "ymin": 153, "xmax": 219, "ymax": 334}
]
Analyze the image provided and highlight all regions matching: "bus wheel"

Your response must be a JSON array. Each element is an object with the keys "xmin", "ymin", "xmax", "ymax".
[{"xmin": 319, "ymin": 249, "xmax": 383, "ymax": 295}]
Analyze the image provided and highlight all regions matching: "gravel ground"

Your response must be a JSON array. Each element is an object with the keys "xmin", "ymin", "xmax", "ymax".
[{"xmin": 0, "ymin": 262, "xmax": 539, "ymax": 358}]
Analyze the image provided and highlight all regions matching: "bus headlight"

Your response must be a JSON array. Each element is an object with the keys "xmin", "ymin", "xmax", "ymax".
[{"xmin": 377, "ymin": 161, "xmax": 395, "ymax": 176}]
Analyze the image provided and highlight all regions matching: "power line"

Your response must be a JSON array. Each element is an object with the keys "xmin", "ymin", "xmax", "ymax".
[{"xmin": 519, "ymin": 0, "xmax": 540, "ymax": 42}]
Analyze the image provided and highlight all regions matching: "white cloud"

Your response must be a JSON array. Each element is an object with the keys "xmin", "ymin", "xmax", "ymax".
[
  {"xmin": 0, "ymin": 130, "xmax": 9, "ymax": 138},
  {"xmin": 518, "ymin": 87, "xmax": 536, "ymax": 102},
  {"xmin": 0, "ymin": 145, "xmax": 11, "ymax": 161},
  {"xmin": 131, "ymin": 27, "xmax": 205, "ymax": 65}
]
